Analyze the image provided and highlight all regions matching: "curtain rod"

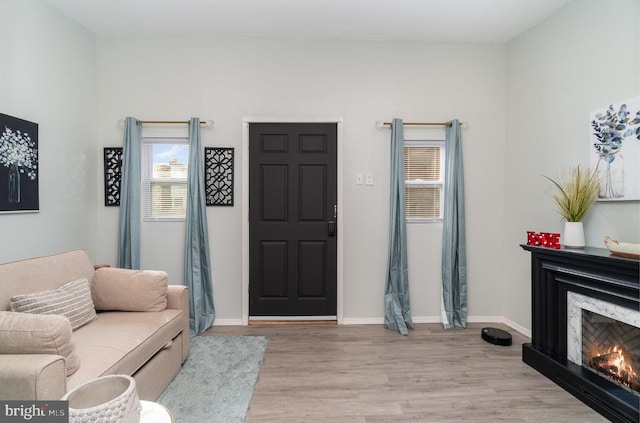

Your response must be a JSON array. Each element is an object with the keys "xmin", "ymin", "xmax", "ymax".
[
  {"xmin": 382, "ymin": 121, "xmax": 451, "ymax": 127},
  {"xmin": 117, "ymin": 119, "xmax": 214, "ymax": 127},
  {"xmin": 375, "ymin": 120, "xmax": 468, "ymax": 129}
]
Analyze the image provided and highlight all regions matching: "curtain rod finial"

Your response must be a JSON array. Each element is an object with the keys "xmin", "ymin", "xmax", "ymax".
[
  {"xmin": 204, "ymin": 120, "xmax": 214, "ymax": 127},
  {"xmin": 460, "ymin": 121, "xmax": 469, "ymax": 130},
  {"xmin": 117, "ymin": 119, "xmax": 125, "ymax": 128},
  {"xmin": 375, "ymin": 120, "xmax": 385, "ymax": 130}
]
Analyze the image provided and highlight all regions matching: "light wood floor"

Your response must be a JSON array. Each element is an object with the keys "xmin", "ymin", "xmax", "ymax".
[{"xmin": 202, "ymin": 323, "xmax": 610, "ymax": 423}]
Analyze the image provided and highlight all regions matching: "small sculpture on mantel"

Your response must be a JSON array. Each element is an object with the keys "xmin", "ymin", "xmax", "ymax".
[{"xmin": 604, "ymin": 236, "xmax": 640, "ymax": 259}]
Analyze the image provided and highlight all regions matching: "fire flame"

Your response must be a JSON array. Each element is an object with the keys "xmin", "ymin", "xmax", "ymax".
[{"xmin": 592, "ymin": 346, "xmax": 637, "ymax": 389}]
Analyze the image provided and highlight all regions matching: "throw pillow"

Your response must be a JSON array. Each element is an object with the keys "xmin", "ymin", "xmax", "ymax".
[
  {"xmin": 92, "ymin": 268, "xmax": 168, "ymax": 312},
  {"xmin": 0, "ymin": 311, "xmax": 81, "ymax": 376},
  {"xmin": 10, "ymin": 278, "xmax": 97, "ymax": 331}
]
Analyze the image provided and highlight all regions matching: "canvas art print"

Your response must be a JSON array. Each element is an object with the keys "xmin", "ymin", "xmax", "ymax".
[
  {"xmin": 590, "ymin": 97, "xmax": 640, "ymax": 201},
  {"xmin": 0, "ymin": 113, "xmax": 39, "ymax": 212}
]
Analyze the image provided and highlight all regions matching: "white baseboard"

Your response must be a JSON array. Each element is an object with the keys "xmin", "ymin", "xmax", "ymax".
[
  {"xmin": 465, "ymin": 315, "xmax": 504, "ymax": 323},
  {"xmin": 212, "ymin": 319, "xmax": 244, "ymax": 326},
  {"xmin": 343, "ymin": 315, "xmax": 530, "ymax": 337},
  {"xmin": 341, "ymin": 317, "xmax": 384, "ymax": 325},
  {"xmin": 411, "ymin": 316, "xmax": 441, "ymax": 324},
  {"xmin": 213, "ymin": 316, "xmax": 531, "ymax": 337},
  {"xmin": 501, "ymin": 317, "xmax": 531, "ymax": 338}
]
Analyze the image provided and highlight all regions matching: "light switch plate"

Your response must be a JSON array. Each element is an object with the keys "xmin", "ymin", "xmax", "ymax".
[{"xmin": 365, "ymin": 173, "xmax": 374, "ymax": 185}]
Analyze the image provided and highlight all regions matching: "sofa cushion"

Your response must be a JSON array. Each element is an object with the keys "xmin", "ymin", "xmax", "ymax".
[
  {"xmin": 67, "ymin": 309, "xmax": 183, "ymax": 391},
  {"xmin": 92, "ymin": 268, "xmax": 168, "ymax": 312},
  {"xmin": 0, "ymin": 312, "xmax": 80, "ymax": 376},
  {"xmin": 0, "ymin": 250, "xmax": 95, "ymax": 312},
  {"xmin": 10, "ymin": 279, "xmax": 97, "ymax": 331}
]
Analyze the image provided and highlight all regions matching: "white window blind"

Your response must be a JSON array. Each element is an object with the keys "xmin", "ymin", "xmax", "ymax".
[
  {"xmin": 142, "ymin": 138, "xmax": 189, "ymax": 222},
  {"xmin": 404, "ymin": 140, "xmax": 445, "ymax": 222}
]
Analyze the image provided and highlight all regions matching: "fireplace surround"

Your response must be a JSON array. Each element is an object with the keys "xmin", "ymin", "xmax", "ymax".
[
  {"xmin": 521, "ymin": 245, "xmax": 640, "ymax": 423},
  {"xmin": 568, "ymin": 291, "xmax": 640, "ymax": 396}
]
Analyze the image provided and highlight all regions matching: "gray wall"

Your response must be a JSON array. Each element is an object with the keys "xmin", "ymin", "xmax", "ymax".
[
  {"xmin": 503, "ymin": 0, "xmax": 640, "ymax": 330},
  {"xmin": 0, "ymin": 0, "xmax": 98, "ymax": 262},
  {"xmin": 94, "ymin": 38, "xmax": 508, "ymax": 324}
]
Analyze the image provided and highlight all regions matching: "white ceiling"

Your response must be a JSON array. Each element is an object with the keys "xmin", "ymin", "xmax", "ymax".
[{"xmin": 43, "ymin": 0, "xmax": 572, "ymax": 43}]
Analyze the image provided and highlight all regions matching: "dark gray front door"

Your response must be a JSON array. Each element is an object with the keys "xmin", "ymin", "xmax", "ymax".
[{"xmin": 249, "ymin": 123, "xmax": 337, "ymax": 317}]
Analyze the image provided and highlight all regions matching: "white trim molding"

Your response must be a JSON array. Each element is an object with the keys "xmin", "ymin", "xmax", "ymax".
[
  {"xmin": 241, "ymin": 117, "xmax": 344, "ymax": 326},
  {"xmin": 212, "ymin": 319, "xmax": 244, "ymax": 326},
  {"xmin": 342, "ymin": 316, "xmax": 531, "ymax": 337},
  {"xmin": 215, "ymin": 314, "xmax": 531, "ymax": 338}
]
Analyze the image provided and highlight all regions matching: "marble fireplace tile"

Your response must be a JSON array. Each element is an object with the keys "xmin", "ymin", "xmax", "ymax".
[{"xmin": 567, "ymin": 291, "xmax": 640, "ymax": 365}]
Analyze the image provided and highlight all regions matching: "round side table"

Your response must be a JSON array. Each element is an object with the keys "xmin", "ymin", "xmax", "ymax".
[{"xmin": 140, "ymin": 400, "xmax": 173, "ymax": 423}]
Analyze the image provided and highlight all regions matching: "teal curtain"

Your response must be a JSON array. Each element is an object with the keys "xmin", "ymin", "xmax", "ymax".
[
  {"xmin": 441, "ymin": 119, "xmax": 467, "ymax": 329},
  {"xmin": 384, "ymin": 118, "xmax": 414, "ymax": 335},
  {"xmin": 184, "ymin": 118, "xmax": 215, "ymax": 336},
  {"xmin": 117, "ymin": 117, "xmax": 142, "ymax": 269}
]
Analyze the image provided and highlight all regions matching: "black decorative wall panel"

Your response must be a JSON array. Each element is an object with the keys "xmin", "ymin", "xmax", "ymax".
[
  {"xmin": 205, "ymin": 147, "xmax": 234, "ymax": 206},
  {"xmin": 103, "ymin": 147, "xmax": 123, "ymax": 206}
]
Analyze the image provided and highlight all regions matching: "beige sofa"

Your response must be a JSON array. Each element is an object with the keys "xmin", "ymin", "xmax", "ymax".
[{"xmin": 0, "ymin": 250, "xmax": 190, "ymax": 401}]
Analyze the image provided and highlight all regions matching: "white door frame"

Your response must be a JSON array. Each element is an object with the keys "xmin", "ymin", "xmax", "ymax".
[{"xmin": 241, "ymin": 117, "xmax": 344, "ymax": 325}]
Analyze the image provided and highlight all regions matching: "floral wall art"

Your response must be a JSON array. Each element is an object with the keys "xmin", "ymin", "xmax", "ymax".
[
  {"xmin": 0, "ymin": 113, "xmax": 39, "ymax": 213},
  {"xmin": 590, "ymin": 97, "xmax": 640, "ymax": 201}
]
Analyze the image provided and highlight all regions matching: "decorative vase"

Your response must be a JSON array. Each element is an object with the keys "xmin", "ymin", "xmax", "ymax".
[
  {"xmin": 62, "ymin": 374, "xmax": 141, "ymax": 423},
  {"xmin": 596, "ymin": 153, "xmax": 624, "ymax": 199},
  {"xmin": 8, "ymin": 163, "xmax": 20, "ymax": 203},
  {"xmin": 563, "ymin": 221, "xmax": 585, "ymax": 248}
]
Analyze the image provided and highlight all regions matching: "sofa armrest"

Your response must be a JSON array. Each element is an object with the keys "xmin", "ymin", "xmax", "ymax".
[
  {"xmin": 0, "ymin": 354, "xmax": 66, "ymax": 400},
  {"xmin": 166, "ymin": 285, "xmax": 190, "ymax": 362}
]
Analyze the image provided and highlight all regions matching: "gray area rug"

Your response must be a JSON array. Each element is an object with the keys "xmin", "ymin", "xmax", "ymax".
[{"xmin": 157, "ymin": 335, "xmax": 268, "ymax": 423}]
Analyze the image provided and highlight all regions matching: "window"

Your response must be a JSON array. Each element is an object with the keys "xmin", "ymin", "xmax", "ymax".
[
  {"xmin": 404, "ymin": 140, "xmax": 445, "ymax": 222},
  {"xmin": 142, "ymin": 138, "xmax": 189, "ymax": 221}
]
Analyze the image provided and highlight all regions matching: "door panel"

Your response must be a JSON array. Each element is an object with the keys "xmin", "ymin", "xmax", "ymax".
[
  {"xmin": 249, "ymin": 123, "xmax": 337, "ymax": 317},
  {"xmin": 299, "ymin": 166, "xmax": 326, "ymax": 221},
  {"xmin": 261, "ymin": 165, "xmax": 288, "ymax": 221},
  {"xmin": 260, "ymin": 241, "xmax": 288, "ymax": 297},
  {"xmin": 298, "ymin": 241, "xmax": 327, "ymax": 297}
]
